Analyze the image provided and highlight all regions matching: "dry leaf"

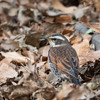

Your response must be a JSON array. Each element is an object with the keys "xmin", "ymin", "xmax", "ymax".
[
  {"xmin": 79, "ymin": 50, "xmax": 100, "ymax": 67},
  {"xmin": 0, "ymin": 63, "xmax": 18, "ymax": 83},
  {"xmin": 55, "ymin": 16, "xmax": 72, "ymax": 23},
  {"xmin": 18, "ymin": 0, "xmax": 30, "ymax": 5},
  {"xmin": 44, "ymin": 23, "xmax": 65, "ymax": 35},
  {"xmin": 18, "ymin": 6, "xmax": 30, "ymax": 26},
  {"xmin": 0, "ymin": 1, "xmax": 11, "ymax": 14},
  {"xmin": 62, "ymin": 29, "xmax": 73, "ymax": 35},
  {"xmin": 8, "ymin": 7, "xmax": 19, "ymax": 16},
  {"xmin": 1, "ymin": 52, "xmax": 34, "ymax": 63},
  {"xmin": 39, "ymin": 46, "xmax": 50, "ymax": 57},
  {"xmin": 70, "ymin": 35, "xmax": 83, "ymax": 44},
  {"xmin": 21, "ymin": 49, "xmax": 40, "ymax": 63},
  {"xmin": 95, "ymin": 1, "xmax": 100, "ymax": 12},
  {"xmin": 1, "ymin": 39, "xmax": 19, "ymax": 50},
  {"xmin": 57, "ymin": 82, "xmax": 99, "ymax": 100},
  {"xmin": 9, "ymin": 85, "xmax": 38, "ymax": 99},
  {"xmin": 88, "ymin": 24, "xmax": 100, "ymax": 34},
  {"xmin": 56, "ymin": 83, "xmax": 74, "ymax": 99},
  {"xmin": 73, "ymin": 39, "xmax": 90, "ymax": 56},
  {"xmin": 52, "ymin": 0, "xmax": 77, "ymax": 14},
  {"xmin": 0, "ymin": 58, "xmax": 10, "ymax": 66},
  {"xmin": 73, "ymin": 7, "xmax": 90, "ymax": 19}
]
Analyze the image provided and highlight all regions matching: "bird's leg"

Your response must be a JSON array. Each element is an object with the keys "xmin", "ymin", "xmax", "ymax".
[
  {"xmin": 50, "ymin": 74, "xmax": 62, "ymax": 86},
  {"xmin": 60, "ymin": 74, "xmax": 71, "ymax": 82}
]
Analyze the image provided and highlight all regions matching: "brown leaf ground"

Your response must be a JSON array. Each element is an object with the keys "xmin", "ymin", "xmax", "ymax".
[{"xmin": 0, "ymin": 0, "xmax": 100, "ymax": 100}]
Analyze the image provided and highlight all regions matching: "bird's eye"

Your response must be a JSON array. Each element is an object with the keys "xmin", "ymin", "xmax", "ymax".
[{"xmin": 52, "ymin": 38, "xmax": 56, "ymax": 41}]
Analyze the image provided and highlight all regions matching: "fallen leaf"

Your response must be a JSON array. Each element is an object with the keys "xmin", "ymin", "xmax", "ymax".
[
  {"xmin": 73, "ymin": 7, "xmax": 90, "ymax": 19},
  {"xmin": 95, "ymin": 1, "xmax": 100, "ymax": 12},
  {"xmin": 36, "ymin": 62, "xmax": 46, "ymax": 68},
  {"xmin": 46, "ymin": 10, "xmax": 65, "ymax": 17},
  {"xmin": 55, "ymin": 16, "xmax": 72, "ymax": 23},
  {"xmin": 39, "ymin": 46, "xmax": 50, "ymax": 57},
  {"xmin": 18, "ymin": 0, "xmax": 30, "ymax": 5},
  {"xmin": 73, "ymin": 39, "xmax": 90, "ymax": 56},
  {"xmin": 0, "ymin": 63, "xmax": 18, "ymax": 83},
  {"xmin": 1, "ymin": 51, "xmax": 34, "ymax": 63},
  {"xmin": 1, "ymin": 39, "xmax": 19, "ymax": 50},
  {"xmin": 44, "ymin": 23, "xmax": 65, "ymax": 35},
  {"xmin": 70, "ymin": 35, "xmax": 83, "ymax": 44},
  {"xmin": 0, "ymin": 58, "xmax": 10, "ymax": 66},
  {"xmin": 57, "ymin": 82, "xmax": 100, "ymax": 100},
  {"xmin": 9, "ymin": 85, "xmax": 38, "ymax": 99},
  {"xmin": 21, "ymin": 49, "xmax": 40, "ymax": 63},
  {"xmin": 62, "ymin": 29, "xmax": 73, "ymax": 35},
  {"xmin": 56, "ymin": 83, "xmax": 74, "ymax": 99},
  {"xmin": 8, "ymin": 7, "xmax": 19, "ymax": 16},
  {"xmin": 18, "ymin": 6, "xmax": 30, "ymax": 26},
  {"xmin": 88, "ymin": 23, "xmax": 100, "ymax": 34},
  {"xmin": 52, "ymin": 0, "xmax": 77, "ymax": 14},
  {"xmin": 79, "ymin": 50, "xmax": 100, "ymax": 67},
  {"xmin": 0, "ymin": 1, "xmax": 11, "ymax": 14}
]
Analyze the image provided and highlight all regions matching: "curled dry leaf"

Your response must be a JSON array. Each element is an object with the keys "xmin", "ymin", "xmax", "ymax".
[
  {"xmin": 18, "ymin": 6, "xmax": 31, "ymax": 26},
  {"xmin": 39, "ymin": 45, "xmax": 50, "ymax": 57},
  {"xmin": 38, "ymin": 62, "xmax": 49, "ymax": 79},
  {"xmin": 95, "ymin": 1, "xmax": 100, "ymax": 12},
  {"xmin": 72, "ymin": 34, "xmax": 92, "ymax": 56},
  {"xmin": 32, "ymin": 86, "xmax": 56, "ymax": 100},
  {"xmin": 62, "ymin": 29, "xmax": 74, "ymax": 35},
  {"xmin": 79, "ymin": 59, "xmax": 100, "ymax": 82},
  {"xmin": 56, "ymin": 83, "xmax": 74, "ymax": 99},
  {"xmin": 1, "ymin": 39, "xmax": 19, "ymax": 51},
  {"xmin": 0, "ymin": 1, "xmax": 11, "ymax": 14},
  {"xmin": 21, "ymin": 49, "xmax": 40, "ymax": 63},
  {"xmin": 44, "ymin": 23, "xmax": 65, "ymax": 35},
  {"xmin": 41, "ymin": 87, "xmax": 56, "ymax": 100},
  {"xmin": 0, "ymin": 63, "xmax": 18, "ymax": 83},
  {"xmin": 46, "ymin": 10, "xmax": 65, "ymax": 17},
  {"xmin": 36, "ymin": 62, "xmax": 46, "ymax": 68},
  {"xmin": 9, "ymin": 85, "xmax": 39, "ymax": 100},
  {"xmin": 39, "ymin": 70, "xmax": 48, "ymax": 79},
  {"xmin": 56, "ymin": 82, "xmax": 100, "ymax": 100},
  {"xmin": 0, "ymin": 57, "xmax": 11, "ymax": 66},
  {"xmin": 18, "ymin": 0, "xmax": 30, "ymax": 5},
  {"xmin": 73, "ymin": 7, "xmax": 90, "ymax": 19},
  {"xmin": 79, "ymin": 50, "xmax": 100, "ymax": 67},
  {"xmin": 55, "ymin": 16, "xmax": 72, "ymax": 23},
  {"xmin": 1, "ymin": 51, "xmax": 34, "ymax": 63},
  {"xmin": 73, "ymin": 39, "xmax": 90, "ymax": 56},
  {"xmin": 0, "ymin": 53, "xmax": 5, "ymax": 61},
  {"xmin": 52, "ymin": 0, "xmax": 77, "ymax": 14},
  {"xmin": 88, "ymin": 23, "xmax": 100, "ymax": 34},
  {"xmin": 92, "ymin": 74, "xmax": 100, "ymax": 84},
  {"xmin": 70, "ymin": 35, "xmax": 83, "ymax": 45}
]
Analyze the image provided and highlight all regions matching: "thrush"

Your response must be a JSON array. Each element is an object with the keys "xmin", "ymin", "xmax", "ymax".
[{"xmin": 43, "ymin": 33, "xmax": 80, "ymax": 85}]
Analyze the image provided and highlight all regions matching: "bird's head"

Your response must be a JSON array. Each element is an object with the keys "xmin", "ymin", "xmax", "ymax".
[{"xmin": 43, "ymin": 33, "xmax": 69, "ymax": 47}]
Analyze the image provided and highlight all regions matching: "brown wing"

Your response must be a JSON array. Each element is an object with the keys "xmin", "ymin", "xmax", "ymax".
[{"xmin": 48, "ymin": 45, "xmax": 79, "ymax": 78}]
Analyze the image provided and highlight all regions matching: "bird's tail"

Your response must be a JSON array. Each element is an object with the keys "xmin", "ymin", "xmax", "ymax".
[
  {"xmin": 70, "ymin": 76, "xmax": 81, "ymax": 85},
  {"xmin": 62, "ymin": 68, "xmax": 81, "ymax": 85},
  {"xmin": 68, "ymin": 69, "xmax": 81, "ymax": 85}
]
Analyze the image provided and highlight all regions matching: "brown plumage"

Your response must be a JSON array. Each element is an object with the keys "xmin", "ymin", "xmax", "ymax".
[{"xmin": 44, "ymin": 33, "xmax": 80, "ymax": 85}]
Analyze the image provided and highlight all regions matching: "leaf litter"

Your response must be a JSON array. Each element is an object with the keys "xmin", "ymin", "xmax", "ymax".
[{"xmin": 0, "ymin": 0, "xmax": 100, "ymax": 100}]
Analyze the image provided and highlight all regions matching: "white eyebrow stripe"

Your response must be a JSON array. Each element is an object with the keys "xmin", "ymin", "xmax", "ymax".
[{"xmin": 50, "ymin": 36, "xmax": 65, "ymax": 40}]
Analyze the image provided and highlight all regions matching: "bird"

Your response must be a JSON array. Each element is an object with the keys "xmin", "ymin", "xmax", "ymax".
[{"xmin": 43, "ymin": 33, "xmax": 80, "ymax": 85}]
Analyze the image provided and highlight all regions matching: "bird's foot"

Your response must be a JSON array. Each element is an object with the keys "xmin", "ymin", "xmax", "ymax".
[{"xmin": 51, "ymin": 77, "xmax": 62, "ymax": 86}]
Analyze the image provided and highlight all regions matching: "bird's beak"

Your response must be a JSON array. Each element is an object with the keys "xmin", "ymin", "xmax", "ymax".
[
  {"xmin": 42, "ymin": 36, "xmax": 49, "ymax": 39},
  {"xmin": 39, "ymin": 36, "xmax": 51, "ymax": 41},
  {"xmin": 42, "ymin": 36, "xmax": 50, "ymax": 40}
]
